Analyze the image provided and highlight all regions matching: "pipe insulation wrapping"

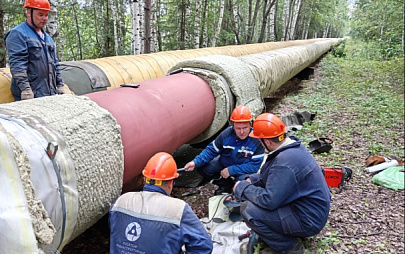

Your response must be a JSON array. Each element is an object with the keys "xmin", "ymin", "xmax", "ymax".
[
  {"xmin": 0, "ymin": 38, "xmax": 333, "ymax": 104},
  {"xmin": 167, "ymin": 55, "xmax": 264, "ymax": 144},
  {"xmin": 239, "ymin": 39, "xmax": 342, "ymax": 98},
  {"xmin": 166, "ymin": 38, "xmax": 341, "ymax": 143},
  {"xmin": 0, "ymin": 95, "xmax": 124, "ymax": 252}
]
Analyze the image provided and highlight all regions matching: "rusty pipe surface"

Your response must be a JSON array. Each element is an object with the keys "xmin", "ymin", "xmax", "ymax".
[{"xmin": 84, "ymin": 73, "xmax": 216, "ymax": 191}]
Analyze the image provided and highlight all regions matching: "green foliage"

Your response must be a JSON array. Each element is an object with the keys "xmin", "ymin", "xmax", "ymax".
[
  {"xmin": 349, "ymin": 0, "xmax": 404, "ymax": 58},
  {"xmin": 331, "ymin": 40, "xmax": 347, "ymax": 58},
  {"xmin": 285, "ymin": 38, "xmax": 404, "ymax": 170}
]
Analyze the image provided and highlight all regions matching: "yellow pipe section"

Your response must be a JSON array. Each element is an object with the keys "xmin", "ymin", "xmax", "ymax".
[{"xmin": 0, "ymin": 39, "xmax": 330, "ymax": 103}]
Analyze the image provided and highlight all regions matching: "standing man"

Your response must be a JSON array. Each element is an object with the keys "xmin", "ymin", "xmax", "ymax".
[
  {"xmin": 185, "ymin": 105, "xmax": 265, "ymax": 195},
  {"xmin": 5, "ymin": 0, "xmax": 65, "ymax": 101},
  {"xmin": 109, "ymin": 152, "xmax": 213, "ymax": 254},
  {"xmin": 233, "ymin": 113, "xmax": 331, "ymax": 254}
]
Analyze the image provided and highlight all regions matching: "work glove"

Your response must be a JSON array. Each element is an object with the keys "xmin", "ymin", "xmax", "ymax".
[
  {"xmin": 21, "ymin": 87, "xmax": 34, "ymax": 100},
  {"xmin": 57, "ymin": 85, "xmax": 65, "ymax": 95}
]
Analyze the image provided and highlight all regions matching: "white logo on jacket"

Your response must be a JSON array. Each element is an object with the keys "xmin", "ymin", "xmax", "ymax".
[{"xmin": 125, "ymin": 222, "xmax": 142, "ymax": 241}]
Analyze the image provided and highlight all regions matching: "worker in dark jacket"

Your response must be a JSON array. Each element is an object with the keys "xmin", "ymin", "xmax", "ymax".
[
  {"xmin": 185, "ymin": 105, "xmax": 265, "ymax": 195},
  {"xmin": 5, "ymin": 0, "xmax": 64, "ymax": 101},
  {"xmin": 234, "ymin": 113, "xmax": 331, "ymax": 254},
  {"xmin": 109, "ymin": 152, "xmax": 213, "ymax": 254}
]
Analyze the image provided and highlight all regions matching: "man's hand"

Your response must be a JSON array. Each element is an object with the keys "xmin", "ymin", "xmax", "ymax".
[
  {"xmin": 57, "ymin": 85, "xmax": 65, "ymax": 95},
  {"xmin": 21, "ymin": 87, "xmax": 34, "ymax": 100},
  {"xmin": 220, "ymin": 168, "xmax": 230, "ymax": 178},
  {"xmin": 233, "ymin": 181, "xmax": 241, "ymax": 192},
  {"xmin": 184, "ymin": 161, "xmax": 195, "ymax": 171}
]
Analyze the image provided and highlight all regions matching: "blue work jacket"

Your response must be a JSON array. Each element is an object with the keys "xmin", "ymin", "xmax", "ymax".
[
  {"xmin": 193, "ymin": 126, "xmax": 265, "ymax": 176},
  {"xmin": 5, "ymin": 21, "xmax": 64, "ymax": 100},
  {"xmin": 234, "ymin": 136, "xmax": 331, "ymax": 234},
  {"xmin": 109, "ymin": 185, "xmax": 213, "ymax": 254}
]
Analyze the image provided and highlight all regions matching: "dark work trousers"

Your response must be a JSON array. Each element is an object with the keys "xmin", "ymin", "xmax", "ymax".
[
  {"xmin": 241, "ymin": 201, "xmax": 313, "ymax": 253},
  {"xmin": 196, "ymin": 156, "xmax": 248, "ymax": 188}
]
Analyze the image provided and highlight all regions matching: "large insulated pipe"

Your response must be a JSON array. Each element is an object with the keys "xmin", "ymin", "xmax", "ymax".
[
  {"xmin": 85, "ymin": 73, "xmax": 216, "ymax": 192},
  {"xmin": 0, "ymin": 38, "xmax": 332, "ymax": 104},
  {"xmin": 0, "ymin": 38, "xmax": 342, "ymax": 253}
]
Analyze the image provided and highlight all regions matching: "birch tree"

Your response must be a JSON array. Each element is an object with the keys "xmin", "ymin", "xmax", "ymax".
[
  {"xmin": 258, "ymin": 0, "xmax": 276, "ymax": 42},
  {"xmin": 229, "ymin": 0, "xmax": 241, "ymax": 44},
  {"xmin": 193, "ymin": 0, "xmax": 202, "ymax": 48},
  {"xmin": 211, "ymin": 0, "xmax": 225, "ymax": 47},
  {"xmin": 109, "ymin": 0, "xmax": 119, "ymax": 55}
]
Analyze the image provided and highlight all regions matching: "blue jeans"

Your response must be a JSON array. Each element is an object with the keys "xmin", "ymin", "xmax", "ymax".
[
  {"xmin": 196, "ymin": 156, "xmax": 248, "ymax": 188},
  {"xmin": 241, "ymin": 201, "xmax": 308, "ymax": 253}
]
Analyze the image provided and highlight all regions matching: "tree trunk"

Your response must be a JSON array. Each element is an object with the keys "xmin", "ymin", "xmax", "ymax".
[
  {"xmin": 109, "ymin": 0, "xmax": 119, "ymax": 55},
  {"xmin": 194, "ymin": 0, "xmax": 202, "ymax": 49},
  {"xmin": 281, "ymin": 0, "xmax": 290, "ymax": 41},
  {"xmin": 131, "ymin": 0, "xmax": 141, "ymax": 54},
  {"xmin": 201, "ymin": 0, "xmax": 208, "ymax": 47},
  {"xmin": 258, "ymin": 0, "xmax": 276, "ymax": 43},
  {"xmin": 144, "ymin": 0, "xmax": 152, "ymax": 53},
  {"xmin": 72, "ymin": 2, "xmax": 82, "ymax": 60},
  {"xmin": 211, "ymin": 0, "xmax": 225, "ymax": 47},
  {"xmin": 178, "ymin": 0, "xmax": 186, "ymax": 50},
  {"xmin": 228, "ymin": 0, "xmax": 240, "ymax": 45},
  {"xmin": 269, "ymin": 0, "xmax": 276, "ymax": 41},
  {"xmin": 289, "ymin": 0, "xmax": 302, "ymax": 40},
  {"xmin": 155, "ymin": 0, "xmax": 162, "ymax": 51},
  {"xmin": 46, "ymin": 0, "xmax": 58, "ymax": 41}
]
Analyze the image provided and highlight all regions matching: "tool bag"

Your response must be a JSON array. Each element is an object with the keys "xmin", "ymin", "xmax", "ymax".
[
  {"xmin": 322, "ymin": 165, "xmax": 352, "ymax": 188},
  {"xmin": 308, "ymin": 137, "xmax": 333, "ymax": 154}
]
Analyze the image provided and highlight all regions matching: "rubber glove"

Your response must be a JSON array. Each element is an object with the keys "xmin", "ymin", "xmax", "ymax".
[
  {"xmin": 57, "ymin": 85, "xmax": 65, "ymax": 95},
  {"xmin": 21, "ymin": 87, "xmax": 34, "ymax": 100}
]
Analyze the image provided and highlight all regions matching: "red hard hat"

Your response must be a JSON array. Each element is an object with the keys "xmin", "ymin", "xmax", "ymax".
[
  {"xmin": 142, "ymin": 152, "xmax": 179, "ymax": 180},
  {"xmin": 24, "ymin": 0, "xmax": 51, "ymax": 11},
  {"xmin": 249, "ymin": 113, "xmax": 286, "ymax": 139},
  {"xmin": 230, "ymin": 105, "xmax": 253, "ymax": 122}
]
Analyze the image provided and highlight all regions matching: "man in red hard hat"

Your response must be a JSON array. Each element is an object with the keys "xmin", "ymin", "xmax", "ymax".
[
  {"xmin": 233, "ymin": 113, "xmax": 331, "ymax": 254},
  {"xmin": 5, "ymin": 0, "xmax": 65, "ymax": 101},
  {"xmin": 109, "ymin": 152, "xmax": 213, "ymax": 254},
  {"xmin": 185, "ymin": 105, "xmax": 265, "ymax": 195}
]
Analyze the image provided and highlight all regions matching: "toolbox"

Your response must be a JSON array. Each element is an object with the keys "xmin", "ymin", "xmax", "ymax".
[{"xmin": 323, "ymin": 166, "xmax": 352, "ymax": 188}]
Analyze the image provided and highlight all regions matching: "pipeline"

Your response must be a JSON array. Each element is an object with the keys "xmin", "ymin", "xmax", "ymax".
[
  {"xmin": 0, "ymin": 38, "xmax": 342, "ymax": 253},
  {"xmin": 1, "ymin": 38, "xmax": 332, "ymax": 104}
]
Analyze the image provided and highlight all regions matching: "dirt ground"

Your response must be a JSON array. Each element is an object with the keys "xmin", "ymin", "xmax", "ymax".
[{"xmin": 62, "ymin": 63, "xmax": 404, "ymax": 253}]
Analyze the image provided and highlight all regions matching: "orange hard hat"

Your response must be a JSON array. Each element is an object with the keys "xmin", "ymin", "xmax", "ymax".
[
  {"xmin": 230, "ymin": 105, "xmax": 253, "ymax": 122},
  {"xmin": 249, "ymin": 113, "xmax": 286, "ymax": 139},
  {"xmin": 24, "ymin": 0, "xmax": 51, "ymax": 11},
  {"xmin": 142, "ymin": 152, "xmax": 179, "ymax": 181}
]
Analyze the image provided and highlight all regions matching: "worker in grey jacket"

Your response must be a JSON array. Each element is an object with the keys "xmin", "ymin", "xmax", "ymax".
[
  {"xmin": 234, "ymin": 113, "xmax": 331, "ymax": 254},
  {"xmin": 5, "ymin": 0, "xmax": 64, "ymax": 101},
  {"xmin": 109, "ymin": 152, "xmax": 213, "ymax": 254}
]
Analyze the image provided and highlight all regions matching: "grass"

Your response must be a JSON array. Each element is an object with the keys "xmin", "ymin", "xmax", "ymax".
[{"xmin": 268, "ymin": 38, "xmax": 404, "ymax": 253}]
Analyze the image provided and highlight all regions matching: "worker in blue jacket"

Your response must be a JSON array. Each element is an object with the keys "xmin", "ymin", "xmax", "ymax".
[
  {"xmin": 185, "ymin": 105, "xmax": 265, "ymax": 195},
  {"xmin": 109, "ymin": 152, "xmax": 213, "ymax": 254},
  {"xmin": 233, "ymin": 113, "xmax": 331, "ymax": 254},
  {"xmin": 5, "ymin": 0, "xmax": 65, "ymax": 101}
]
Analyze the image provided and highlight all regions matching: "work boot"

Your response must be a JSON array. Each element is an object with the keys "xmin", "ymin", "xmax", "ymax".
[
  {"xmin": 214, "ymin": 186, "xmax": 232, "ymax": 195},
  {"xmin": 286, "ymin": 240, "xmax": 305, "ymax": 254}
]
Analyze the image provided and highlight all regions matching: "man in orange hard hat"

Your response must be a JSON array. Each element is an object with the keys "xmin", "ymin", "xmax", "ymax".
[
  {"xmin": 233, "ymin": 113, "xmax": 331, "ymax": 254},
  {"xmin": 185, "ymin": 105, "xmax": 265, "ymax": 195},
  {"xmin": 109, "ymin": 152, "xmax": 213, "ymax": 254},
  {"xmin": 5, "ymin": 0, "xmax": 65, "ymax": 101}
]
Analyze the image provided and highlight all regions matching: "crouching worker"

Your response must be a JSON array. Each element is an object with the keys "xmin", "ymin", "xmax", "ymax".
[
  {"xmin": 185, "ymin": 105, "xmax": 265, "ymax": 195},
  {"xmin": 233, "ymin": 113, "xmax": 331, "ymax": 254},
  {"xmin": 109, "ymin": 152, "xmax": 213, "ymax": 254}
]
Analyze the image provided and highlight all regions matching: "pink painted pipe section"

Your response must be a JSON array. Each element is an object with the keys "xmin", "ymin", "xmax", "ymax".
[{"xmin": 85, "ymin": 73, "xmax": 216, "ymax": 191}]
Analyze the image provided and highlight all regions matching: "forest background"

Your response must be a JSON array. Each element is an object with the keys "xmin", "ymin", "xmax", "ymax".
[{"xmin": 0, "ymin": 0, "xmax": 403, "ymax": 67}]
